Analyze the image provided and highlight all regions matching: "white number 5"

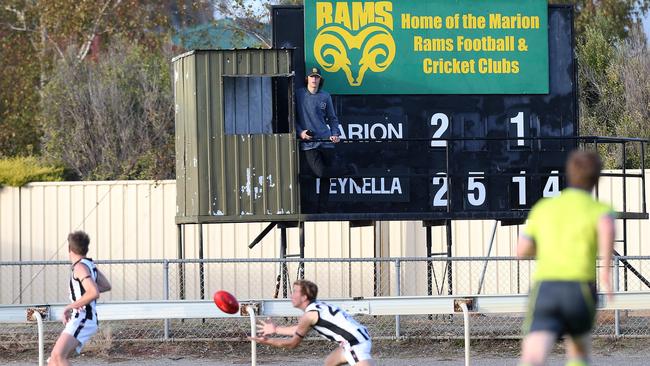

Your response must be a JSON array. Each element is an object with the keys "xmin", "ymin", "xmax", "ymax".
[{"xmin": 467, "ymin": 172, "xmax": 486, "ymax": 206}]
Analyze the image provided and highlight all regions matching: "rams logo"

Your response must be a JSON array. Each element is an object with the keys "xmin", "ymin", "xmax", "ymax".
[{"xmin": 313, "ymin": 1, "xmax": 396, "ymax": 86}]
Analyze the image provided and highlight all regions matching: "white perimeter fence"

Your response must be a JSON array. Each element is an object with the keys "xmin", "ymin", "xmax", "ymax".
[{"xmin": 0, "ymin": 256, "xmax": 649, "ymax": 346}]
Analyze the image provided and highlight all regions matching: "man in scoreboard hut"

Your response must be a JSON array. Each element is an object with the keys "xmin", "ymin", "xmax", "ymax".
[
  {"xmin": 295, "ymin": 67, "xmax": 357, "ymax": 180},
  {"xmin": 250, "ymin": 279, "xmax": 375, "ymax": 366}
]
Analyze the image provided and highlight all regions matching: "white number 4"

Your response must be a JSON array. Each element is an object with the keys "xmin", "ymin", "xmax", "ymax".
[{"xmin": 543, "ymin": 171, "xmax": 560, "ymax": 197}]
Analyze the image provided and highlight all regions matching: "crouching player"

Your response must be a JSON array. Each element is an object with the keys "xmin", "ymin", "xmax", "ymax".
[
  {"xmin": 49, "ymin": 231, "xmax": 112, "ymax": 366},
  {"xmin": 250, "ymin": 280, "xmax": 375, "ymax": 366}
]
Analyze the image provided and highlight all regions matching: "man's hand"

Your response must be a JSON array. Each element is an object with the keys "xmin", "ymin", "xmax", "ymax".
[
  {"xmin": 600, "ymin": 271, "xmax": 613, "ymax": 302},
  {"xmin": 300, "ymin": 130, "xmax": 312, "ymax": 140},
  {"xmin": 257, "ymin": 318, "xmax": 277, "ymax": 336},
  {"xmin": 62, "ymin": 307, "xmax": 73, "ymax": 324},
  {"xmin": 248, "ymin": 335, "xmax": 270, "ymax": 345},
  {"xmin": 329, "ymin": 135, "xmax": 340, "ymax": 143}
]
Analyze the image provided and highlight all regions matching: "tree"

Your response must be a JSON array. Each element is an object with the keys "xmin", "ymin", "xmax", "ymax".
[
  {"xmin": 578, "ymin": 21, "xmax": 649, "ymax": 168},
  {"xmin": 0, "ymin": 1, "xmax": 175, "ymax": 158},
  {"xmin": 0, "ymin": 22, "xmax": 42, "ymax": 157},
  {"xmin": 211, "ymin": 0, "xmax": 303, "ymax": 47},
  {"xmin": 41, "ymin": 40, "xmax": 175, "ymax": 180},
  {"xmin": 550, "ymin": 0, "xmax": 649, "ymax": 40}
]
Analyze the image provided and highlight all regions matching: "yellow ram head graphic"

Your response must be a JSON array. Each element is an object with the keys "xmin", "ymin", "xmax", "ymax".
[{"xmin": 314, "ymin": 25, "xmax": 395, "ymax": 86}]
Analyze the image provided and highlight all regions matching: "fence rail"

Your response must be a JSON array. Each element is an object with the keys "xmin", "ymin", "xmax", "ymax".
[
  {"xmin": 3, "ymin": 256, "xmax": 650, "ymax": 303},
  {"xmin": 1, "ymin": 256, "xmax": 649, "ymax": 345}
]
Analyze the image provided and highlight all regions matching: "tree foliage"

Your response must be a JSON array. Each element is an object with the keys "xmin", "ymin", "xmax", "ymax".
[
  {"xmin": 550, "ymin": 0, "xmax": 649, "ymax": 39},
  {"xmin": 41, "ymin": 40, "xmax": 175, "ymax": 180},
  {"xmin": 0, "ymin": 23, "xmax": 41, "ymax": 157},
  {"xmin": 211, "ymin": 0, "xmax": 303, "ymax": 47},
  {"xmin": 578, "ymin": 20, "xmax": 650, "ymax": 168},
  {"xmin": 0, "ymin": 156, "xmax": 65, "ymax": 187},
  {"xmin": 0, "ymin": 0, "xmax": 174, "ymax": 160},
  {"xmin": 1, "ymin": 0, "xmax": 649, "ymax": 179}
]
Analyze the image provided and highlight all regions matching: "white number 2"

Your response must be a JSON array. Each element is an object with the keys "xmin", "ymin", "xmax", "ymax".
[
  {"xmin": 430, "ymin": 113, "xmax": 449, "ymax": 147},
  {"xmin": 432, "ymin": 173, "xmax": 448, "ymax": 207}
]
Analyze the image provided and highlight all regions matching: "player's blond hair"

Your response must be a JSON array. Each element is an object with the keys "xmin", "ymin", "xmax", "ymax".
[
  {"xmin": 293, "ymin": 280, "xmax": 318, "ymax": 302},
  {"xmin": 566, "ymin": 150, "xmax": 602, "ymax": 190}
]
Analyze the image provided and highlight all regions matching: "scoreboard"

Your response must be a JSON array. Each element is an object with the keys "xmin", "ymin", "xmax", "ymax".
[{"xmin": 272, "ymin": 4, "xmax": 576, "ymax": 221}]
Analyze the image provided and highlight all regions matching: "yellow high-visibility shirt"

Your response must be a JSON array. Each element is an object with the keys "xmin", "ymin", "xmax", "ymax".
[{"xmin": 523, "ymin": 188, "xmax": 614, "ymax": 282}]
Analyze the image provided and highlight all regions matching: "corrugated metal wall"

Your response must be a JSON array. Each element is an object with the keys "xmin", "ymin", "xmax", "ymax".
[
  {"xmin": 0, "ymin": 173, "xmax": 647, "ymax": 303},
  {"xmin": 174, "ymin": 49, "xmax": 299, "ymax": 223},
  {"xmin": 0, "ymin": 180, "xmax": 531, "ymax": 261},
  {"xmin": 0, "ymin": 181, "xmax": 179, "ymax": 262}
]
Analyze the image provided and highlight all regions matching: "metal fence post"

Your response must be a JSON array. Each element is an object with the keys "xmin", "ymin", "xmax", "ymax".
[
  {"xmin": 614, "ymin": 257, "xmax": 620, "ymax": 336},
  {"xmin": 395, "ymin": 259, "xmax": 401, "ymax": 338},
  {"xmin": 163, "ymin": 260, "xmax": 170, "ymax": 340}
]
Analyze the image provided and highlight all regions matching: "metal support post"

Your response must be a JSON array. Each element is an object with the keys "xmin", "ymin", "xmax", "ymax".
[
  {"xmin": 248, "ymin": 306, "xmax": 257, "ymax": 366},
  {"xmin": 477, "ymin": 221, "xmax": 498, "ymax": 294},
  {"xmin": 198, "ymin": 224, "xmax": 205, "ymax": 300},
  {"xmin": 177, "ymin": 224, "xmax": 186, "ymax": 300},
  {"xmin": 614, "ymin": 257, "xmax": 620, "ymax": 336},
  {"xmin": 395, "ymin": 259, "xmax": 401, "ymax": 337},
  {"xmin": 446, "ymin": 221, "xmax": 453, "ymax": 295},
  {"xmin": 35, "ymin": 311, "xmax": 44, "ymax": 366},
  {"xmin": 298, "ymin": 222, "xmax": 305, "ymax": 279},
  {"xmin": 460, "ymin": 303, "xmax": 470, "ymax": 366},
  {"xmin": 426, "ymin": 225, "xmax": 433, "ymax": 296},
  {"xmin": 280, "ymin": 226, "xmax": 288, "ymax": 298},
  {"xmin": 163, "ymin": 260, "xmax": 170, "ymax": 340}
]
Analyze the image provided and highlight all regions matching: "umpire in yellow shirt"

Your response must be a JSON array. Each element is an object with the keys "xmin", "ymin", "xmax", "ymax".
[{"xmin": 517, "ymin": 150, "xmax": 615, "ymax": 366}]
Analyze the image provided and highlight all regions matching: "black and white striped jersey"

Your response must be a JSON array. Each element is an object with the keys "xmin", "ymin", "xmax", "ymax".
[
  {"xmin": 305, "ymin": 301, "xmax": 371, "ymax": 346},
  {"xmin": 69, "ymin": 258, "xmax": 98, "ymax": 321}
]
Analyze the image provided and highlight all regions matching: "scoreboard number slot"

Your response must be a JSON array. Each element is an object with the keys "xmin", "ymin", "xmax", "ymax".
[
  {"xmin": 431, "ymin": 170, "xmax": 562, "ymax": 209},
  {"xmin": 430, "ymin": 112, "xmax": 449, "ymax": 147}
]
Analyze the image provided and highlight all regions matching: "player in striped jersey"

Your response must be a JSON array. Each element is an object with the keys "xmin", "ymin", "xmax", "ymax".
[
  {"xmin": 250, "ymin": 279, "xmax": 374, "ymax": 365},
  {"xmin": 48, "ymin": 231, "xmax": 111, "ymax": 366}
]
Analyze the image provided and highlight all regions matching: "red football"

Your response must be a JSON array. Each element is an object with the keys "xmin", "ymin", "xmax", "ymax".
[{"xmin": 213, "ymin": 290, "xmax": 239, "ymax": 314}]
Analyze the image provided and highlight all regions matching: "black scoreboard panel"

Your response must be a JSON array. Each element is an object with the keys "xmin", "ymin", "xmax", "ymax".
[{"xmin": 272, "ymin": 5, "xmax": 576, "ymax": 221}]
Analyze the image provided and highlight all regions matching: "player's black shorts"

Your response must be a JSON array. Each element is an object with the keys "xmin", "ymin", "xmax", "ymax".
[{"xmin": 523, "ymin": 281, "xmax": 597, "ymax": 338}]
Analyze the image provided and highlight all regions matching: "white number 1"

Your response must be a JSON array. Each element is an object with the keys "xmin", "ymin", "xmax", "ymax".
[
  {"xmin": 512, "ymin": 171, "xmax": 526, "ymax": 205},
  {"xmin": 510, "ymin": 112, "xmax": 525, "ymax": 146}
]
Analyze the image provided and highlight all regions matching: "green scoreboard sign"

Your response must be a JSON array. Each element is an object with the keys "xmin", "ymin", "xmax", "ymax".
[{"xmin": 304, "ymin": 0, "xmax": 549, "ymax": 94}]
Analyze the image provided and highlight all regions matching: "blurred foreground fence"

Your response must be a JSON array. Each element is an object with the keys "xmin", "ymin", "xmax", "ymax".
[{"xmin": 1, "ymin": 256, "xmax": 650, "ymax": 344}]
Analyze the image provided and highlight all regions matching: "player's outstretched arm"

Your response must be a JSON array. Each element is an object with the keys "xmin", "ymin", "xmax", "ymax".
[
  {"xmin": 257, "ymin": 318, "xmax": 295, "ymax": 336},
  {"xmin": 250, "ymin": 312, "xmax": 316, "ymax": 349},
  {"xmin": 598, "ymin": 214, "xmax": 615, "ymax": 299}
]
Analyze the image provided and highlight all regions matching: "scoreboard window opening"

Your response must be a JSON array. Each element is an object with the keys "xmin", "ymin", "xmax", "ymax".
[{"xmin": 224, "ymin": 75, "xmax": 294, "ymax": 135}]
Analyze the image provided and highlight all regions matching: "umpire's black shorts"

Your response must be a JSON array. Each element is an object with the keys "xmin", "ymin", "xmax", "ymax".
[{"xmin": 523, "ymin": 281, "xmax": 597, "ymax": 338}]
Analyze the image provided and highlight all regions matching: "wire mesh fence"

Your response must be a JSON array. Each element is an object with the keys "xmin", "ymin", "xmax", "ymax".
[{"xmin": 1, "ymin": 256, "xmax": 649, "ymax": 345}]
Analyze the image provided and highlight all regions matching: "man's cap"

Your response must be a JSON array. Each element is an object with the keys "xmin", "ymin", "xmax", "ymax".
[{"xmin": 308, "ymin": 67, "xmax": 321, "ymax": 77}]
